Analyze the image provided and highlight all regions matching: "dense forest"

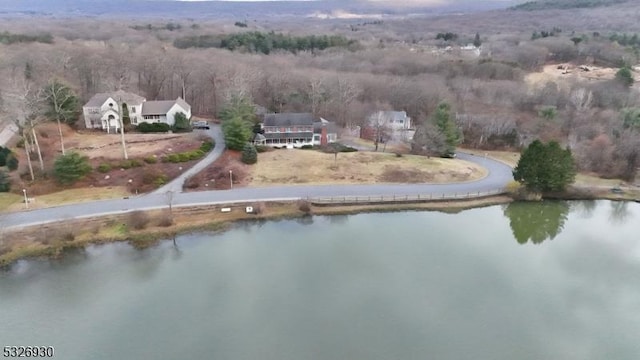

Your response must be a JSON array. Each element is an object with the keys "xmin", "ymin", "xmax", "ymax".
[{"xmin": 0, "ymin": 1, "xmax": 639, "ymax": 181}]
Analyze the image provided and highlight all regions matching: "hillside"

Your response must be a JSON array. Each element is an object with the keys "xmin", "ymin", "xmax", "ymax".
[{"xmin": 511, "ymin": 0, "xmax": 630, "ymax": 11}]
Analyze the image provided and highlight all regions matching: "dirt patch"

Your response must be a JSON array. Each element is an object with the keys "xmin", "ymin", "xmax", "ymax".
[{"xmin": 185, "ymin": 150, "xmax": 250, "ymax": 190}]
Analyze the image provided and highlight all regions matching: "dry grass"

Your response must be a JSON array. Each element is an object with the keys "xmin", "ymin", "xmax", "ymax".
[
  {"xmin": 248, "ymin": 150, "xmax": 487, "ymax": 186},
  {"xmin": 0, "ymin": 193, "xmax": 23, "ymax": 212},
  {"xmin": 481, "ymin": 150, "xmax": 521, "ymax": 167},
  {"xmin": 1, "ymin": 187, "xmax": 129, "ymax": 212}
]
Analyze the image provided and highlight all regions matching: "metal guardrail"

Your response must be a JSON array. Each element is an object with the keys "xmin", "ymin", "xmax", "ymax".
[{"xmin": 308, "ymin": 189, "xmax": 506, "ymax": 205}]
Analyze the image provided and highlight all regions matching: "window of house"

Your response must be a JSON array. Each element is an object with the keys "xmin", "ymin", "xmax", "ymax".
[
  {"xmin": 131, "ymin": 107, "xmax": 136, "ymax": 113},
  {"xmin": 286, "ymin": 127, "xmax": 292, "ymax": 133}
]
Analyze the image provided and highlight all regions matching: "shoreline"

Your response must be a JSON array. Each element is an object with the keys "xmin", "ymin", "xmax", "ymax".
[
  {"xmin": 1, "ymin": 186, "xmax": 638, "ymax": 268},
  {"xmin": 1, "ymin": 196, "xmax": 512, "ymax": 268}
]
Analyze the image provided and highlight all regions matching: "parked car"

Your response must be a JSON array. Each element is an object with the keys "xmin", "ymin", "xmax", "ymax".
[{"xmin": 192, "ymin": 120, "xmax": 210, "ymax": 130}]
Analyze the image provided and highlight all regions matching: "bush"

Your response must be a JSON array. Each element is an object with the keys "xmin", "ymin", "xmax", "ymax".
[
  {"xmin": 129, "ymin": 211, "xmax": 150, "ymax": 230},
  {"xmin": 395, "ymin": 153, "xmax": 403, "ymax": 157},
  {"xmin": 300, "ymin": 145, "xmax": 314, "ymax": 150},
  {"xmin": 255, "ymin": 145, "xmax": 269, "ymax": 153},
  {"xmin": 6, "ymin": 155, "xmax": 18, "ymax": 171},
  {"xmin": 137, "ymin": 122, "xmax": 171, "ymax": 133},
  {"xmin": 97, "ymin": 163, "xmax": 112, "ymax": 173},
  {"xmin": 0, "ymin": 170, "xmax": 10, "ymax": 192},
  {"xmin": 144, "ymin": 156, "xmax": 158, "ymax": 164},
  {"xmin": 241, "ymin": 143, "xmax": 258, "ymax": 164},
  {"xmin": 53, "ymin": 152, "xmax": 92, "ymax": 185},
  {"xmin": 0, "ymin": 146, "xmax": 10, "ymax": 166},
  {"xmin": 153, "ymin": 175, "xmax": 168, "ymax": 186},
  {"xmin": 157, "ymin": 211, "xmax": 173, "ymax": 227},
  {"xmin": 172, "ymin": 112, "xmax": 191, "ymax": 132},
  {"xmin": 119, "ymin": 159, "xmax": 142, "ymax": 169},
  {"xmin": 297, "ymin": 199, "xmax": 312, "ymax": 214},
  {"xmin": 200, "ymin": 141, "xmax": 215, "ymax": 152}
]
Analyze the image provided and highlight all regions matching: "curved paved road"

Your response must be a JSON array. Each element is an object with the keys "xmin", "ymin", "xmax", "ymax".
[{"xmin": 2, "ymin": 153, "xmax": 513, "ymax": 229}]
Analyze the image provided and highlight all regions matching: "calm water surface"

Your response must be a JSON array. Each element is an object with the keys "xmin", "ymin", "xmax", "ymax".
[{"xmin": 1, "ymin": 201, "xmax": 639, "ymax": 360}]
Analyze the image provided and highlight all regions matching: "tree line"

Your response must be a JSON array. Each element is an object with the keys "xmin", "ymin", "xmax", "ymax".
[
  {"xmin": 0, "ymin": 31, "xmax": 53, "ymax": 45},
  {"xmin": 174, "ymin": 31, "xmax": 358, "ymax": 54}
]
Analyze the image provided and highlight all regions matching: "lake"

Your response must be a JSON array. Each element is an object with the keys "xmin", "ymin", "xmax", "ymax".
[{"xmin": 1, "ymin": 201, "xmax": 639, "ymax": 360}]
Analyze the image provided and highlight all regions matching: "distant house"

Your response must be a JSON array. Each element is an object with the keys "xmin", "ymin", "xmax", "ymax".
[
  {"xmin": 260, "ymin": 113, "xmax": 338, "ymax": 148},
  {"xmin": 361, "ymin": 110, "xmax": 413, "ymax": 143},
  {"xmin": 82, "ymin": 90, "xmax": 191, "ymax": 132}
]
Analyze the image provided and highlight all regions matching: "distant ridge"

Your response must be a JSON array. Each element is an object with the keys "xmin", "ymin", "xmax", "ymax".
[{"xmin": 510, "ymin": 0, "xmax": 630, "ymax": 11}]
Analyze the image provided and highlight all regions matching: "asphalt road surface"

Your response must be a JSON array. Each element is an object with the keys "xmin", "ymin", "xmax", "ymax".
[{"xmin": 2, "ymin": 152, "xmax": 513, "ymax": 230}]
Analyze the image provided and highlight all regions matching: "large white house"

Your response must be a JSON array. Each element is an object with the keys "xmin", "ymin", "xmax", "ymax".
[{"xmin": 82, "ymin": 90, "xmax": 191, "ymax": 132}]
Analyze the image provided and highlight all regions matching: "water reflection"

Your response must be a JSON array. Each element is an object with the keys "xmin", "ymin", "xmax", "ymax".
[
  {"xmin": 609, "ymin": 201, "xmax": 631, "ymax": 224},
  {"xmin": 503, "ymin": 201, "xmax": 570, "ymax": 244}
]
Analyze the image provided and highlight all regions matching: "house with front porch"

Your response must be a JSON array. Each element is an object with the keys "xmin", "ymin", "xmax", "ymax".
[
  {"xmin": 258, "ymin": 113, "xmax": 338, "ymax": 148},
  {"xmin": 82, "ymin": 90, "xmax": 191, "ymax": 132}
]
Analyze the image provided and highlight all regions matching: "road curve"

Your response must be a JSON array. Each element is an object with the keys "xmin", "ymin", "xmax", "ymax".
[{"xmin": 2, "ymin": 152, "xmax": 513, "ymax": 229}]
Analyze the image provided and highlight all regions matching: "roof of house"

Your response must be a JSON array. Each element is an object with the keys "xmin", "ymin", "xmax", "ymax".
[
  {"xmin": 369, "ymin": 111, "xmax": 409, "ymax": 122},
  {"xmin": 264, "ymin": 132, "xmax": 314, "ymax": 140},
  {"xmin": 313, "ymin": 119, "xmax": 339, "ymax": 134},
  {"xmin": 263, "ymin": 113, "xmax": 314, "ymax": 127},
  {"xmin": 84, "ymin": 90, "xmax": 146, "ymax": 108},
  {"xmin": 142, "ymin": 98, "xmax": 191, "ymax": 116}
]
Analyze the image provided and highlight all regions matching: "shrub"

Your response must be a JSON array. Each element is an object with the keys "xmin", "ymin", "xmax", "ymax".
[
  {"xmin": 137, "ymin": 122, "xmax": 171, "ymax": 133},
  {"xmin": 200, "ymin": 141, "xmax": 214, "ymax": 152},
  {"xmin": 53, "ymin": 152, "xmax": 92, "ymax": 185},
  {"xmin": 157, "ymin": 211, "xmax": 173, "ymax": 227},
  {"xmin": 0, "ymin": 170, "xmax": 10, "ymax": 192},
  {"xmin": 119, "ymin": 159, "xmax": 142, "ymax": 169},
  {"xmin": 144, "ymin": 156, "xmax": 158, "ymax": 164},
  {"xmin": 0, "ymin": 146, "xmax": 10, "ymax": 166},
  {"xmin": 255, "ymin": 145, "xmax": 269, "ymax": 153},
  {"xmin": 297, "ymin": 199, "xmax": 312, "ymax": 214},
  {"xmin": 97, "ymin": 163, "xmax": 111, "ymax": 173},
  {"xmin": 153, "ymin": 175, "xmax": 168, "ymax": 186},
  {"xmin": 6, "ymin": 155, "xmax": 18, "ymax": 171},
  {"xmin": 172, "ymin": 112, "xmax": 191, "ymax": 132},
  {"xmin": 129, "ymin": 211, "xmax": 150, "ymax": 230},
  {"xmin": 395, "ymin": 153, "xmax": 403, "ymax": 158},
  {"xmin": 241, "ymin": 143, "xmax": 258, "ymax": 164},
  {"xmin": 300, "ymin": 145, "xmax": 314, "ymax": 150}
]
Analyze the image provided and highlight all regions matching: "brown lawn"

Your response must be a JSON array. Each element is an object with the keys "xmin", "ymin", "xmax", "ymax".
[{"xmin": 248, "ymin": 150, "xmax": 487, "ymax": 186}]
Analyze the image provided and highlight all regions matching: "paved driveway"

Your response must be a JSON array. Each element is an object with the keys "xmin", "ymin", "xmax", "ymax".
[{"xmin": 153, "ymin": 124, "xmax": 225, "ymax": 194}]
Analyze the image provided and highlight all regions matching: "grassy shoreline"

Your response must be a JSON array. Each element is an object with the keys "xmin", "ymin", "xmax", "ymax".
[
  {"xmin": 0, "ymin": 196, "xmax": 512, "ymax": 268},
  {"xmin": 1, "ymin": 184, "xmax": 638, "ymax": 268}
]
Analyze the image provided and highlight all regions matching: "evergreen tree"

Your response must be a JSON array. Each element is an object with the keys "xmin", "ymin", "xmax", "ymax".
[
  {"xmin": 173, "ymin": 112, "xmax": 191, "ymax": 132},
  {"xmin": 53, "ymin": 152, "xmax": 92, "ymax": 185},
  {"xmin": 513, "ymin": 140, "xmax": 576, "ymax": 193},
  {"xmin": 616, "ymin": 66, "xmax": 634, "ymax": 87},
  {"xmin": 6, "ymin": 155, "xmax": 18, "ymax": 171},
  {"xmin": 241, "ymin": 143, "xmax": 258, "ymax": 164},
  {"xmin": 122, "ymin": 103, "xmax": 131, "ymax": 126},
  {"xmin": 0, "ymin": 170, "xmax": 10, "ymax": 192},
  {"xmin": 222, "ymin": 117, "xmax": 252, "ymax": 151},
  {"xmin": 43, "ymin": 79, "xmax": 80, "ymax": 125},
  {"xmin": 473, "ymin": 32, "xmax": 482, "ymax": 47},
  {"xmin": 433, "ymin": 102, "xmax": 462, "ymax": 156}
]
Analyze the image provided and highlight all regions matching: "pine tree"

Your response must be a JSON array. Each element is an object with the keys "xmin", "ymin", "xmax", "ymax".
[
  {"xmin": 473, "ymin": 32, "xmax": 482, "ymax": 47},
  {"xmin": 513, "ymin": 140, "xmax": 576, "ymax": 193},
  {"xmin": 433, "ymin": 102, "xmax": 462, "ymax": 156},
  {"xmin": 53, "ymin": 152, "xmax": 92, "ymax": 185},
  {"xmin": 241, "ymin": 143, "xmax": 258, "ymax": 164}
]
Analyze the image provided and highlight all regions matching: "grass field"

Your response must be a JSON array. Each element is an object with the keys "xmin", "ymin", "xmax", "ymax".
[
  {"xmin": 0, "ymin": 187, "xmax": 130, "ymax": 212},
  {"xmin": 248, "ymin": 150, "xmax": 487, "ymax": 186}
]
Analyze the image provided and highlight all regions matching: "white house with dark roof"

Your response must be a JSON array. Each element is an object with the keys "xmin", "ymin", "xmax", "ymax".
[{"xmin": 82, "ymin": 90, "xmax": 191, "ymax": 132}]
